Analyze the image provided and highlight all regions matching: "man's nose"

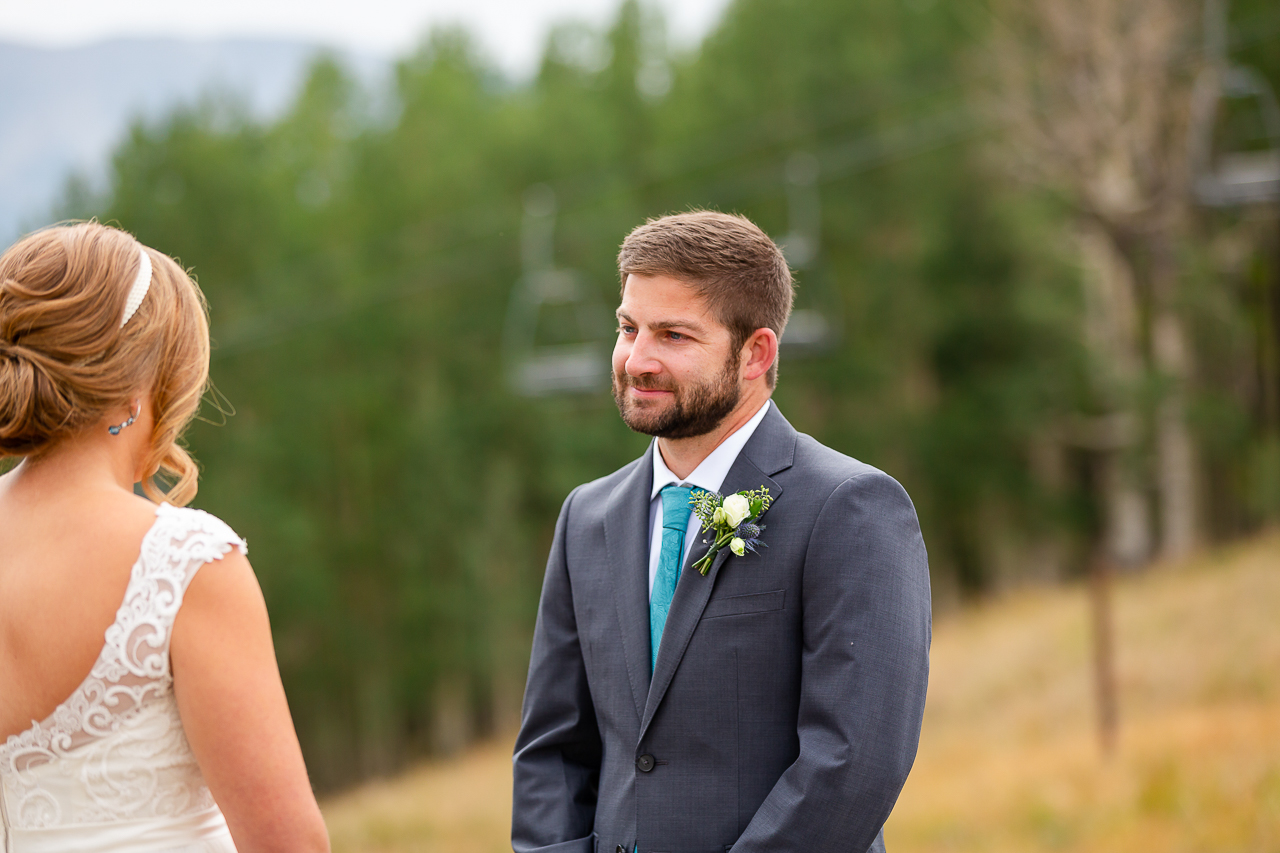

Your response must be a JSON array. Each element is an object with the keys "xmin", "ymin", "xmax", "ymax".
[{"xmin": 624, "ymin": 331, "xmax": 662, "ymax": 376}]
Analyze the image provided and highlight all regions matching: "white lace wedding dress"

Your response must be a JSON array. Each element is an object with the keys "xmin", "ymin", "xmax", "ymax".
[{"xmin": 0, "ymin": 504, "xmax": 245, "ymax": 852}]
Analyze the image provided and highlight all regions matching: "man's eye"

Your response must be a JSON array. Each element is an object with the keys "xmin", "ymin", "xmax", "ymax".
[
  {"xmin": 619, "ymin": 325, "xmax": 636, "ymax": 335},
  {"xmin": 667, "ymin": 332, "xmax": 685, "ymax": 341}
]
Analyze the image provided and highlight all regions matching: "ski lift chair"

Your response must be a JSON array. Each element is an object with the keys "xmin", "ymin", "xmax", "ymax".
[
  {"xmin": 502, "ymin": 185, "xmax": 611, "ymax": 397},
  {"xmin": 503, "ymin": 268, "xmax": 610, "ymax": 397},
  {"xmin": 778, "ymin": 152, "xmax": 840, "ymax": 352},
  {"xmin": 1189, "ymin": 49, "xmax": 1280, "ymax": 206}
]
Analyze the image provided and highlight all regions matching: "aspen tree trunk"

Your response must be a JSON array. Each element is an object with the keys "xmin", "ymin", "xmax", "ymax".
[
  {"xmin": 1081, "ymin": 226, "xmax": 1152, "ymax": 565},
  {"xmin": 1150, "ymin": 231, "xmax": 1199, "ymax": 558}
]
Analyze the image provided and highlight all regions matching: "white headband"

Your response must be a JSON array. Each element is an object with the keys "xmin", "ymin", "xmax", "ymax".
[{"xmin": 120, "ymin": 247, "xmax": 152, "ymax": 328}]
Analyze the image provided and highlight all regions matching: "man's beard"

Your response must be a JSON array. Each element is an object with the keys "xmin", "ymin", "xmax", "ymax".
[{"xmin": 612, "ymin": 353, "xmax": 742, "ymax": 439}]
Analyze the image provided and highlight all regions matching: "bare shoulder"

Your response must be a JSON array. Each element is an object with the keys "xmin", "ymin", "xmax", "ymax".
[
  {"xmin": 56, "ymin": 490, "xmax": 163, "ymax": 603},
  {"xmin": 173, "ymin": 536, "xmax": 264, "ymax": 647},
  {"xmin": 82, "ymin": 490, "xmax": 164, "ymax": 551},
  {"xmin": 0, "ymin": 487, "xmax": 159, "ymax": 590}
]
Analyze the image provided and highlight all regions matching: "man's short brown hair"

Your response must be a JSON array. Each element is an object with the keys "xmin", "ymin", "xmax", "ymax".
[{"xmin": 617, "ymin": 210, "xmax": 794, "ymax": 387}]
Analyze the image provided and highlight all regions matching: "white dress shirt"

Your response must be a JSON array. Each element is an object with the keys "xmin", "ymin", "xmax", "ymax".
[{"xmin": 647, "ymin": 399, "xmax": 772, "ymax": 598}]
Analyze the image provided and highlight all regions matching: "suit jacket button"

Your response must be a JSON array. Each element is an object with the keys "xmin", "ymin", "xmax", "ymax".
[
  {"xmin": 616, "ymin": 846, "xmax": 626, "ymax": 853},
  {"xmin": 636, "ymin": 753, "xmax": 655, "ymax": 772}
]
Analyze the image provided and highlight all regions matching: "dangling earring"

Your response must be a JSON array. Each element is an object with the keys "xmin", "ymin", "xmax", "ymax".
[{"xmin": 108, "ymin": 402, "xmax": 140, "ymax": 436}]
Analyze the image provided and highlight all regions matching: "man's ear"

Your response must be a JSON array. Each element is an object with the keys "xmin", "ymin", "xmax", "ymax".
[{"xmin": 740, "ymin": 328, "xmax": 778, "ymax": 382}]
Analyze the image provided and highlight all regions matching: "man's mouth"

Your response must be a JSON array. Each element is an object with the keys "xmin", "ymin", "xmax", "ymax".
[{"xmin": 627, "ymin": 380, "xmax": 674, "ymax": 398}]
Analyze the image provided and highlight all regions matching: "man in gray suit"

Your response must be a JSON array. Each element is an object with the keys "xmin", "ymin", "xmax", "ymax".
[{"xmin": 513, "ymin": 211, "xmax": 931, "ymax": 853}]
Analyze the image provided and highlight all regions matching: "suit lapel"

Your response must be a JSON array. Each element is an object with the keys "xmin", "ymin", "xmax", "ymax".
[
  {"xmin": 604, "ymin": 444, "xmax": 656, "ymax": 724},
  {"xmin": 640, "ymin": 404, "xmax": 796, "ymax": 739}
]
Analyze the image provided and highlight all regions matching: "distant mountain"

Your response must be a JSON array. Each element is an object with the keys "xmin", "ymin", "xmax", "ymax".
[{"xmin": 0, "ymin": 38, "xmax": 388, "ymax": 243}]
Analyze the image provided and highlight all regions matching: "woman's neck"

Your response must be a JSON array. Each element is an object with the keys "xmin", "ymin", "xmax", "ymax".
[{"xmin": 4, "ymin": 429, "xmax": 139, "ymax": 501}]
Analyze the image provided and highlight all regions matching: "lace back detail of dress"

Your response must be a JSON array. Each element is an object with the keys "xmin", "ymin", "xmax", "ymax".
[{"xmin": 0, "ymin": 504, "xmax": 246, "ymax": 834}]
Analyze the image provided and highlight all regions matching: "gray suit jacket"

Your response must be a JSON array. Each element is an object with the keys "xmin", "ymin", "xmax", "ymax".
[{"xmin": 513, "ymin": 405, "xmax": 931, "ymax": 853}]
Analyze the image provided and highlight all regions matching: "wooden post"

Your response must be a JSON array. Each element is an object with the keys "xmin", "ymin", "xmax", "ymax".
[
  {"xmin": 1267, "ymin": 211, "xmax": 1280, "ymax": 435},
  {"xmin": 1089, "ymin": 556, "xmax": 1119, "ymax": 757}
]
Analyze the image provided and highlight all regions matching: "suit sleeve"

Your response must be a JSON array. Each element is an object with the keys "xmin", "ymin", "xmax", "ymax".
[
  {"xmin": 733, "ymin": 470, "xmax": 932, "ymax": 853},
  {"xmin": 512, "ymin": 487, "xmax": 602, "ymax": 853}
]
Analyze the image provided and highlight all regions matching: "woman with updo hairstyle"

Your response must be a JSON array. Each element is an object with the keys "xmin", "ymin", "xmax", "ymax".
[{"xmin": 0, "ymin": 223, "xmax": 329, "ymax": 853}]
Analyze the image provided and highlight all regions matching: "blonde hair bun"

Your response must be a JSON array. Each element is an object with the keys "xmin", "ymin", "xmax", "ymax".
[
  {"xmin": 0, "ymin": 338, "xmax": 76, "ymax": 456},
  {"xmin": 0, "ymin": 223, "xmax": 211, "ymax": 504}
]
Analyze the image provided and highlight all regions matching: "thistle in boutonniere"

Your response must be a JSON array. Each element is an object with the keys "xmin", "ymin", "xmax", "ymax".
[{"xmin": 688, "ymin": 487, "xmax": 773, "ymax": 575}]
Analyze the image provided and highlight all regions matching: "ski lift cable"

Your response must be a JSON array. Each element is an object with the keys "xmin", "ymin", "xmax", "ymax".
[
  {"xmin": 209, "ymin": 104, "xmax": 992, "ymax": 361},
  {"xmin": 380, "ymin": 75, "xmax": 975, "ymax": 279},
  {"xmin": 551, "ymin": 75, "xmax": 974, "ymax": 211},
  {"xmin": 202, "ymin": 100, "xmax": 1059, "ymax": 363},
  {"xmin": 205, "ymin": 27, "xmax": 1280, "ymax": 361}
]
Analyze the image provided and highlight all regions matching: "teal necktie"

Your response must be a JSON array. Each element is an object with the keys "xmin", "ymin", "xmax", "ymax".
[{"xmin": 650, "ymin": 484, "xmax": 693, "ymax": 673}]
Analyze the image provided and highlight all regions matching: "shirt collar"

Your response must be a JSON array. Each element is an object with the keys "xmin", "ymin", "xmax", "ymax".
[{"xmin": 650, "ymin": 399, "xmax": 772, "ymax": 500}]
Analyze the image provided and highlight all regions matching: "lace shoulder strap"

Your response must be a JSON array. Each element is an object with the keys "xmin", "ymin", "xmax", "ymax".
[
  {"xmin": 138, "ymin": 504, "xmax": 248, "ymax": 587},
  {"xmin": 103, "ymin": 504, "xmax": 248, "ymax": 681}
]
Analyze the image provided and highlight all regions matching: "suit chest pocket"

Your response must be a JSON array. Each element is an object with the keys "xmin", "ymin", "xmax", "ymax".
[{"xmin": 701, "ymin": 588, "xmax": 785, "ymax": 619}]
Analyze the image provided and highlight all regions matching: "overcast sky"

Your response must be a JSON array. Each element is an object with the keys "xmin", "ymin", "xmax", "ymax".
[{"xmin": 0, "ymin": 0, "xmax": 732, "ymax": 76}]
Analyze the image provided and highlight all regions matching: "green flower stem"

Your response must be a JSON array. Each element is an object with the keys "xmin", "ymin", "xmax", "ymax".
[{"xmin": 694, "ymin": 529, "xmax": 741, "ymax": 575}]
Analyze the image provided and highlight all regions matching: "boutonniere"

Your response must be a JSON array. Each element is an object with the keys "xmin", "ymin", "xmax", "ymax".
[{"xmin": 688, "ymin": 487, "xmax": 774, "ymax": 575}]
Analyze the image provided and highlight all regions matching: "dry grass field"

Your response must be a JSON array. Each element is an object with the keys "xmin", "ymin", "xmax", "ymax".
[{"xmin": 321, "ymin": 532, "xmax": 1280, "ymax": 853}]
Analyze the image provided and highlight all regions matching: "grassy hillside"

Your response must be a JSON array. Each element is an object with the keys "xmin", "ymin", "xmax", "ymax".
[{"xmin": 321, "ymin": 532, "xmax": 1280, "ymax": 852}]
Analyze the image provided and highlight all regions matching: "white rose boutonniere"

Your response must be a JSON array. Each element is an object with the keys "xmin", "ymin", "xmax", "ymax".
[
  {"xmin": 688, "ymin": 487, "xmax": 774, "ymax": 575},
  {"xmin": 722, "ymin": 494, "xmax": 752, "ymax": 527}
]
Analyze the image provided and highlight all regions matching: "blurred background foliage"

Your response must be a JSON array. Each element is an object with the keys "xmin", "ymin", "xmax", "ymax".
[{"xmin": 58, "ymin": 0, "xmax": 1280, "ymax": 790}]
